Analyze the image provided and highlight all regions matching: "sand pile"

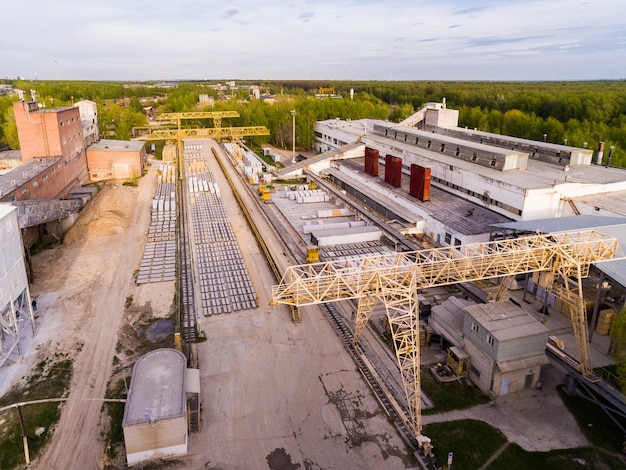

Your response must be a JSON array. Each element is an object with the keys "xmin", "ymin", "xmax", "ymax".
[{"xmin": 64, "ymin": 183, "xmax": 137, "ymax": 244}]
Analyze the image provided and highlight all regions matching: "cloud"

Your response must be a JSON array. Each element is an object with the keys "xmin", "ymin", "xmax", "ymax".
[
  {"xmin": 455, "ymin": 7, "xmax": 487, "ymax": 15},
  {"xmin": 1, "ymin": 0, "xmax": 624, "ymax": 81},
  {"xmin": 222, "ymin": 8, "xmax": 240, "ymax": 20},
  {"xmin": 299, "ymin": 11, "xmax": 315, "ymax": 22}
]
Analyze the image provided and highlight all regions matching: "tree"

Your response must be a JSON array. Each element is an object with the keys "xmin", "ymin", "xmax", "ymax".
[{"xmin": 610, "ymin": 305, "xmax": 626, "ymax": 395}]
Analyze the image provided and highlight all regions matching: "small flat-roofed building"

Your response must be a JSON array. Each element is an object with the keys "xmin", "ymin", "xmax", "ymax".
[
  {"xmin": 86, "ymin": 139, "xmax": 147, "ymax": 181},
  {"xmin": 123, "ymin": 348, "xmax": 188, "ymax": 466},
  {"xmin": 463, "ymin": 302, "xmax": 549, "ymax": 397}
]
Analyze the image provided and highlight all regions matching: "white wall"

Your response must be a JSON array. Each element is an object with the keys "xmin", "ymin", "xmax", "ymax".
[{"xmin": 0, "ymin": 205, "xmax": 28, "ymax": 309}]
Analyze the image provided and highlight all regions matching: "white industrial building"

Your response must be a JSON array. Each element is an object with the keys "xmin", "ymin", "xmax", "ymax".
[
  {"xmin": 0, "ymin": 204, "xmax": 35, "ymax": 367},
  {"xmin": 310, "ymin": 101, "xmax": 626, "ymax": 247},
  {"xmin": 123, "ymin": 348, "xmax": 189, "ymax": 466}
]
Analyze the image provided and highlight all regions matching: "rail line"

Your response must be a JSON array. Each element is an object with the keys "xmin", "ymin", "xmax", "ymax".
[
  {"xmin": 321, "ymin": 302, "xmax": 432, "ymax": 468},
  {"xmin": 212, "ymin": 143, "xmax": 428, "ymax": 464},
  {"xmin": 177, "ymin": 159, "xmax": 197, "ymax": 362}
]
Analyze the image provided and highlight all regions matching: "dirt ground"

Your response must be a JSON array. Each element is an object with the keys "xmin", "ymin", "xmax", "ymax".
[{"xmin": 0, "ymin": 164, "xmax": 175, "ymax": 469}]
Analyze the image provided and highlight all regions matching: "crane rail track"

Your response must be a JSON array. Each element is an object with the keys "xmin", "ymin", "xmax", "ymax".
[
  {"xmin": 177, "ymin": 167, "xmax": 198, "ymax": 358},
  {"xmin": 320, "ymin": 302, "xmax": 428, "ymax": 461}
]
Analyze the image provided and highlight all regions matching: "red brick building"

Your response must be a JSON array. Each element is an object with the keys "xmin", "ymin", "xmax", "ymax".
[
  {"xmin": 13, "ymin": 101, "xmax": 89, "ymax": 197},
  {"xmin": 86, "ymin": 139, "xmax": 147, "ymax": 181},
  {"xmin": 0, "ymin": 157, "xmax": 64, "ymax": 202}
]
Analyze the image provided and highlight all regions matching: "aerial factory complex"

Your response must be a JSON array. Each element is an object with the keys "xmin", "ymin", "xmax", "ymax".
[{"xmin": 1, "ymin": 91, "xmax": 625, "ymax": 468}]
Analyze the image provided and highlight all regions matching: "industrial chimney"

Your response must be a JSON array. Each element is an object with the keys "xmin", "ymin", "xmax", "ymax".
[
  {"xmin": 606, "ymin": 146, "xmax": 614, "ymax": 168},
  {"xmin": 596, "ymin": 141, "xmax": 604, "ymax": 165}
]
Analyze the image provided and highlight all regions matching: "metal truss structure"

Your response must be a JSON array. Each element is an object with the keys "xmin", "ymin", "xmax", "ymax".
[
  {"xmin": 141, "ymin": 111, "xmax": 270, "ymax": 162},
  {"xmin": 0, "ymin": 288, "xmax": 35, "ymax": 368},
  {"xmin": 145, "ymin": 126, "xmax": 270, "ymax": 141},
  {"xmin": 155, "ymin": 111, "xmax": 240, "ymax": 129},
  {"xmin": 271, "ymin": 230, "xmax": 622, "ymax": 440}
]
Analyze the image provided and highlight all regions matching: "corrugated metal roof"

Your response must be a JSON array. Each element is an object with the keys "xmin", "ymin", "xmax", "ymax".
[
  {"xmin": 0, "ymin": 157, "xmax": 60, "ymax": 198},
  {"xmin": 430, "ymin": 296, "xmax": 474, "ymax": 345},
  {"xmin": 465, "ymin": 302, "xmax": 548, "ymax": 342},
  {"xmin": 0, "ymin": 150, "xmax": 21, "ymax": 160},
  {"xmin": 491, "ymin": 216, "xmax": 626, "ymax": 289},
  {"xmin": 491, "ymin": 215, "xmax": 626, "ymax": 233},
  {"xmin": 123, "ymin": 348, "xmax": 186, "ymax": 426}
]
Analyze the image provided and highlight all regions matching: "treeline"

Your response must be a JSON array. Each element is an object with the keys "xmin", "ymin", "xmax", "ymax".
[
  {"xmin": 270, "ymin": 80, "xmax": 626, "ymax": 166},
  {"xmin": 1, "ymin": 79, "xmax": 625, "ymax": 166}
]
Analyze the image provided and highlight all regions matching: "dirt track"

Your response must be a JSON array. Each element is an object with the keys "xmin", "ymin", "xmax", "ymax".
[{"xmin": 29, "ymin": 167, "xmax": 165, "ymax": 469}]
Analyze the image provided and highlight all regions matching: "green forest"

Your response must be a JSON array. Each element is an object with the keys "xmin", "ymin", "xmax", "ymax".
[{"xmin": 1, "ymin": 79, "xmax": 625, "ymax": 167}]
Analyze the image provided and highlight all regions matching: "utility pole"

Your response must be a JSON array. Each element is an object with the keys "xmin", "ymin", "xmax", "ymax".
[{"xmin": 290, "ymin": 110, "xmax": 296, "ymax": 164}]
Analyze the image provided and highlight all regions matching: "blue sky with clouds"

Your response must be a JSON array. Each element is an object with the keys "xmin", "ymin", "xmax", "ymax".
[{"xmin": 1, "ymin": 0, "xmax": 625, "ymax": 81}]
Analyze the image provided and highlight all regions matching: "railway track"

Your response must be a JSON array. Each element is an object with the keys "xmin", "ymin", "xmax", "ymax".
[
  {"xmin": 320, "ymin": 302, "xmax": 422, "ymax": 452},
  {"xmin": 205, "ymin": 143, "xmax": 429, "ymax": 465},
  {"xmin": 177, "ymin": 163, "xmax": 198, "ymax": 358}
]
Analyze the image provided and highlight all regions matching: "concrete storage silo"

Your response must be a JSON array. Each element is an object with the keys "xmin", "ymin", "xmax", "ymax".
[{"xmin": 0, "ymin": 204, "xmax": 35, "ymax": 366}]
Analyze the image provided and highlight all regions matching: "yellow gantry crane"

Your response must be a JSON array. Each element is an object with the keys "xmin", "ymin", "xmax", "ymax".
[
  {"xmin": 271, "ymin": 230, "xmax": 622, "ymax": 441},
  {"xmin": 142, "ymin": 111, "xmax": 270, "ymax": 162}
]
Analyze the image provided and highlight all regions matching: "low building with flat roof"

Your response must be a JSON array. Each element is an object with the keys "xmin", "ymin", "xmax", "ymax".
[
  {"xmin": 123, "ymin": 348, "xmax": 188, "ymax": 466},
  {"xmin": 86, "ymin": 139, "xmax": 147, "ymax": 181},
  {"xmin": 463, "ymin": 301, "xmax": 550, "ymax": 397}
]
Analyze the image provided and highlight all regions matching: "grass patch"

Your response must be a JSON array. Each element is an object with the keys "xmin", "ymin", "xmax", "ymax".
[
  {"xmin": 421, "ymin": 381, "xmax": 626, "ymax": 470},
  {"xmin": 420, "ymin": 365, "xmax": 490, "ymax": 414},
  {"xmin": 424, "ymin": 419, "xmax": 507, "ymax": 469},
  {"xmin": 102, "ymin": 377, "xmax": 129, "ymax": 459},
  {"xmin": 489, "ymin": 443, "xmax": 625, "ymax": 470},
  {"xmin": 424, "ymin": 419, "xmax": 626, "ymax": 470},
  {"xmin": 0, "ymin": 351, "xmax": 74, "ymax": 469},
  {"xmin": 558, "ymin": 385, "xmax": 625, "ymax": 452},
  {"xmin": 122, "ymin": 177, "xmax": 139, "ymax": 187}
]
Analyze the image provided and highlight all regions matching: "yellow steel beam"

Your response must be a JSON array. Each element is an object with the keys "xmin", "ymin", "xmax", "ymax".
[
  {"xmin": 155, "ymin": 111, "xmax": 241, "ymax": 132},
  {"xmin": 271, "ymin": 231, "xmax": 619, "ymax": 305},
  {"xmin": 155, "ymin": 111, "xmax": 240, "ymax": 122},
  {"xmin": 143, "ymin": 126, "xmax": 270, "ymax": 141}
]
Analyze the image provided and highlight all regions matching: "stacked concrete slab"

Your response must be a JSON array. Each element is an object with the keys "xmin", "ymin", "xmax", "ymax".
[
  {"xmin": 137, "ymin": 164, "xmax": 177, "ymax": 284},
  {"xmin": 185, "ymin": 151, "xmax": 257, "ymax": 316}
]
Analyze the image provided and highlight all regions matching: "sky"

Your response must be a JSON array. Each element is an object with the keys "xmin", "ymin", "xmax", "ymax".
[{"xmin": 1, "ymin": 0, "xmax": 625, "ymax": 82}]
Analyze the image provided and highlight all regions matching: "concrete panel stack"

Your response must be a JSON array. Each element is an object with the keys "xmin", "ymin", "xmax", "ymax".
[
  {"xmin": 242, "ymin": 152, "xmax": 263, "ymax": 175},
  {"xmin": 316, "ymin": 208, "xmax": 354, "ymax": 218},
  {"xmin": 294, "ymin": 189, "xmax": 330, "ymax": 204},
  {"xmin": 137, "ymin": 163, "xmax": 177, "ymax": 284},
  {"xmin": 184, "ymin": 154, "xmax": 258, "ymax": 316}
]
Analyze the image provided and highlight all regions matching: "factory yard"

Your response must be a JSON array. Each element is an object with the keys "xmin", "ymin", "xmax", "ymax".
[
  {"xmin": 7, "ymin": 147, "xmax": 413, "ymax": 469},
  {"xmin": 1, "ymin": 140, "xmax": 614, "ymax": 469}
]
